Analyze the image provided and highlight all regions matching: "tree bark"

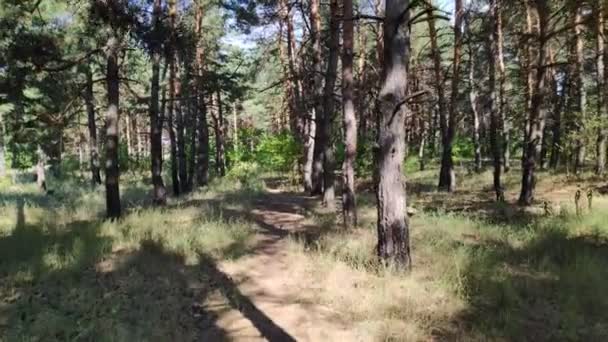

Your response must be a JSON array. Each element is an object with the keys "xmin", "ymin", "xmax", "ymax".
[
  {"xmin": 195, "ymin": 0, "xmax": 209, "ymax": 186},
  {"xmin": 214, "ymin": 90, "xmax": 226, "ymax": 177},
  {"xmin": 319, "ymin": 0, "xmax": 339, "ymax": 209},
  {"xmin": 310, "ymin": 0, "xmax": 324, "ymax": 195},
  {"xmin": 104, "ymin": 36, "xmax": 122, "ymax": 218},
  {"xmin": 148, "ymin": 0, "xmax": 167, "ymax": 204},
  {"xmin": 596, "ymin": 1, "xmax": 607, "ymax": 175},
  {"xmin": 85, "ymin": 63, "xmax": 102, "ymax": 185},
  {"xmin": 519, "ymin": 0, "xmax": 548, "ymax": 206},
  {"xmin": 468, "ymin": 42, "xmax": 482, "ymax": 173},
  {"xmin": 438, "ymin": 0, "xmax": 463, "ymax": 192},
  {"xmin": 342, "ymin": 0, "xmax": 357, "ymax": 227},
  {"xmin": 572, "ymin": 4, "xmax": 586, "ymax": 174},
  {"xmin": 0, "ymin": 113, "xmax": 5, "ymax": 177},
  {"xmin": 376, "ymin": 0, "xmax": 411, "ymax": 268},
  {"xmin": 36, "ymin": 146, "xmax": 46, "ymax": 192},
  {"xmin": 489, "ymin": 0, "xmax": 504, "ymax": 201},
  {"xmin": 495, "ymin": 0, "xmax": 509, "ymax": 173}
]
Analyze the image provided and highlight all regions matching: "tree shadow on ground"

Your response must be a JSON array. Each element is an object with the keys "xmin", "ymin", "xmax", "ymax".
[
  {"xmin": 440, "ymin": 226, "xmax": 608, "ymax": 341},
  {"xmin": 0, "ymin": 198, "xmax": 297, "ymax": 341}
]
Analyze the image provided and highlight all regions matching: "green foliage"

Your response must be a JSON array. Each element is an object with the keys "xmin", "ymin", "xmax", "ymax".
[
  {"xmin": 254, "ymin": 132, "xmax": 300, "ymax": 172},
  {"xmin": 226, "ymin": 161, "xmax": 263, "ymax": 190}
]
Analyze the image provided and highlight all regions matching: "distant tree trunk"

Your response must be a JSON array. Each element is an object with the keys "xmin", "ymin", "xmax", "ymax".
[
  {"xmin": 310, "ymin": 0, "xmax": 324, "ymax": 195},
  {"xmin": 85, "ymin": 63, "xmax": 102, "ymax": 185},
  {"xmin": 319, "ymin": 0, "xmax": 339, "ymax": 209},
  {"xmin": 148, "ymin": 0, "xmax": 167, "ymax": 204},
  {"xmin": 36, "ymin": 146, "xmax": 46, "ymax": 192},
  {"xmin": 125, "ymin": 114, "xmax": 132, "ymax": 159},
  {"xmin": 187, "ymin": 98, "xmax": 196, "ymax": 188},
  {"xmin": 104, "ymin": 36, "xmax": 122, "ymax": 219},
  {"xmin": 519, "ymin": 0, "xmax": 548, "ymax": 206},
  {"xmin": 596, "ymin": 1, "xmax": 607, "ymax": 175},
  {"xmin": 195, "ymin": 0, "xmax": 209, "ymax": 186},
  {"xmin": 376, "ymin": 0, "xmax": 411, "ymax": 268},
  {"xmin": 438, "ymin": 0, "xmax": 463, "ymax": 192},
  {"xmin": 342, "ymin": 0, "xmax": 357, "ymax": 227},
  {"xmin": 572, "ymin": 4, "xmax": 586, "ymax": 174},
  {"xmin": 468, "ymin": 42, "xmax": 482, "ymax": 173},
  {"xmin": 425, "ymin": 3, "xmax": 449, "ymax": 188},
  {"xmin": 0, "ymin": 115, "xmax": 5, "ymax": 177},
  {"xmin": 215, "ymin": 90, "xmax": 226, "ymax": 177},
  {"xmin": 489, "ymin": 0, "xmax": 504, "ymax": 200}
]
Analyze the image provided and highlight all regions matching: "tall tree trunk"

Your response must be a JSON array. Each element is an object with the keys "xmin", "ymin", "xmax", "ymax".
[
  {"xmin": 85, "ymin": 63, "xmax": 102, "ymax": 185},
  {"xmin": 573, "ymin": 4, "xmax": 586, "ymax": 174},
  {"xmin": 425, "ymin": 3, "xmax": 449, "ymax": 188},
  {"xmin": 468, "ymin": 42, "xmax": 482, "ymax": 173},
  {"xmin": 310, "ymin": 0, "xmax": 324, "ymax": 195},
  {"xmin": 377, "ymin": 0, "xmax": 411, "ymax": 268},
  {"xmin": 495, "ymin": 0, "xmax": 509, "ymax": 173},
  {"xmin": 195, "ymin": 1, "xmax": 209, "ymax": 186},
  {"xmin": 104, "ymin": 36, "xmax": 122, "ymax": 218},
  {"xmin": 167, "ymin": 79, "xmax": 180, "ymax": 195},
  {"xmin": 0, "ymin": 112, "xmax": 5, "ymax": 177},
  {"xmin": 438, "ymin": 0, "xmax": 463, "ymax": 192},
  {"xmin": 149, "ymin": 0, "xmax": 167, "ymax": 204},
  {"xmin": 519, "ymin": 0, "xmax": 548, "ymax": 206},
  {"xmin": 215, "ymin": 90, "xmax": 226, "ymax": 177},
  {"xmin": 342, "ymin": 0, "xmax": 357, "ymax": 227},
  {"xmin": 319, "ymin": 0, "xmax": 339, "ymax": 209},
  {"xmin": 596, "ymin": 1, "xmax": 607, "ymax": 175},
  {"xmin": 489, "ymin": 0, "xmax": 504, "ymax": 200}
]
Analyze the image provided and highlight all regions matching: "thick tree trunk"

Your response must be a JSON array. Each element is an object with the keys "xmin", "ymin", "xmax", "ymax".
[
  {"xmin": 438, "ymin": 0, "xmax": 463, "ymax": 192},
  {"xmin": 319, "ymin": 0, "xmax": 339, "ymax": 209},
  {"xmin": 596, "ymin": 1, "xmax": 607, "ymax": 175},
  {"xmin": 104, "ymin": 36, "xmax": 122, "ymax": 218},
  {"xmin": 310, "ymin": 0, "xmax": 324, "ymax": 195},
  {"xmin": 489, "ymin": 0, "xmax": 504, "ymax": 200},
  {"xmin": 519, "ymin": 0, "xmax": 548, "ymax": 206},
  {"xmin": 148, "ymin": 0, "xmax": 167, "ymax": 204},
  {"xmin": 376, "ymin": 0, "xmax": 411, "ymax": 268},
  {"xmin": 195, "ymin": 1, "xmax": 209, "ymax": 186},
  {"xmin": 495, "ymin": 0, "xmax": 509, "ymax": 173},
  {"xmin": 342, "ymin": 0, "xmax": 357, "ymax": 227},
  {"xmin": 85, "ymin": 63, "xmax": 102, "ymax": 185},
  {"xmin": 573, "ymin": 5, "xmax": 586, "ymax": 174},
  {"xmin": 174, "ymin": 61, "xmax": 188, "ymax": 192}
]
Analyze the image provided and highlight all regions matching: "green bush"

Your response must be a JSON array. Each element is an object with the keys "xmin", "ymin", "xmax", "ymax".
[
  {"xmin": 254, "ymin": 132, "xmax": 300, "ymax": 172},
  {"xmin": 226, "ymin": 161, "xmax": 263, "ymax": 190}
]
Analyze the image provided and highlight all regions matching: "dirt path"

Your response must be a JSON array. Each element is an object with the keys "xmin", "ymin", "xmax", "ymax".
[{"xmin": 198, "ymin": 188, "xmax": 359, "ymax": 341}]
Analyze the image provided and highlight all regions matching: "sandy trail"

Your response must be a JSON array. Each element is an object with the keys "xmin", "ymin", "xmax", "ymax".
[{"xmin": 197, "ymin": 188, "xmax": 359, "ymax": 341}]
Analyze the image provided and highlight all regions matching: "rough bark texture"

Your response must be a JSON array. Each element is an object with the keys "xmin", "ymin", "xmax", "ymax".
[
  {"xmin": 318, "ymin": 0, "xmax": 339, "ymax": 209},
  {"xmin": 310, "ymin": 0, "xmax": 324, "ymax": 195},
  {"xmin": 104, "ymin": 36, "xmax": 122, "ymax": 219},
  {"xmin": 342, "ymin": 0, "xmax": 357, "ymax": 228},
  {"xmin": 85, "ymin": 63, "xmax": 102, "ymax": 186},
  {"xmin": 376, "ymin": 0, "xmax": 411, "ymax": 268},
  {"xmin": 519, "ymin": 0, "xmax": 548, "ymax": 206},
  {"xmin": 596, "ymin": 1, "xmax": 607, "ymax": 175},
  {"xmin": 468, "ymin": 43, "xmax": 482, "ymax": 173},
  {"xmin": 495, "ymin": 0, "xmax": 509, "ymax": 172},
  {"xmin": 572, "ymin": 4, "xmax": 586, "ymax": 174},
  {"xmin": 195, "ymin": 0, "xmax": 209, "ymax": 186},
  {"xmin": 149, "ymin": 0, "xmax": 167, "ymax": 204},
  {"xmin": 489, "ymin": 0, "xmax": 504, "ymax": 201},
  {"xmin": 167, "ymin": 0, "xmax": 180, "ymax": 195},
  {"xmin": 438, "ymin": 0, "xmax": 462, "ymax": 192}
]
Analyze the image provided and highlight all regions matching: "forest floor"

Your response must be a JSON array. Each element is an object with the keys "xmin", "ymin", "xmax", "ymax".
[{"xmin": 1, "ymin": 166, "xmax": 608, "ymax": 341}]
